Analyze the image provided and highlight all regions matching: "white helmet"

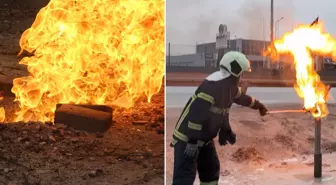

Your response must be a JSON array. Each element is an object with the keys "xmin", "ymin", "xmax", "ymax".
[{"xmin": 219, "ymin": 51, "xmax": 251, "ymax": 77}]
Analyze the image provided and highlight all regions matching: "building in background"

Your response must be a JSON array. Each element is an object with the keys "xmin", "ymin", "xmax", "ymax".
[
  {"xmin": 167, "ymin": 23, "xmax": 328, "ymax": 72},
  {"xmin": 215, "ymin": 24, "xmax": 230, "ymax": 68},
  {"xmin": 196, "ymin": 38, "xmax": 271, "ymax": 70},
  {"xmin": 166, "ymin": 53, "xmax": 206, "ymax": 67}
]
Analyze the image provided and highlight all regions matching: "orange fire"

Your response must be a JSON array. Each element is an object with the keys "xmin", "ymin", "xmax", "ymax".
[
  {"xmin": 7, "ymin": 0, "xmax": 164, "ymax": 122},
  {"xmin": 0, "ymin": 91, "xmax": 4, "ymax": 122},
  {"xmin": 268, "ymin": 21, "xmax": 336, "ymax": 118}
]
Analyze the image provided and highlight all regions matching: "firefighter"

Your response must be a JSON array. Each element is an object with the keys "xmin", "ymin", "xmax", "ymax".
[{"xmin": 171, "ymin": 51, "xmax": 268, "ymax": 185}]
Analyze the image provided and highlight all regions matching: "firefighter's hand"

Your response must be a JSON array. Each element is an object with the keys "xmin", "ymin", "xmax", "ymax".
[
  {"xmin": 227, "ymin": 130, "xmax": 236, "ymax": 145},
  {"xmin": 218, "ymin": 129, "xmax": 228, "ymax": 146},
  {"xmin": 258, "ymin": 102, "xmax": 268, "ymax": 116},
  {"xmin": 184, "ymin": 143, "xmax": 198, "ymax": 159},
  {"xmin": 218, "ymin": 129, "xmax": 235, "ymax": 146}
]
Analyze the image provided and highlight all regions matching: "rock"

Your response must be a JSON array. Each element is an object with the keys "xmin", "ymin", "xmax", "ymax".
[
  {"xmin": 19, "ymin": 137, "xmax": 30, "ymax": 142},
  {"xmin": 132, "ymin": 120, "xmax": 148, "ymax": 125},
  {"xmin": 3, "ymin": 168, "xmax": 10, "ymax": 173},
  {"xmin": 88, "ymin": 169, "xmax": 103, "ymax": 177},
  {"xmin": 48, "ymin": 135, "xmax": 56, "ymax": 143},
  {"xmin": 221, "ymin": 169, "xmax": 230, "ymax": 176}
]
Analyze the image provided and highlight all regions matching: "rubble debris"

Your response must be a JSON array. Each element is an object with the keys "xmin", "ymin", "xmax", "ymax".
[
  {"xmin": 274, "ymin": 134, "xmax": 294, "ymax": 148},
  {"xmin": 54, "ymin": 104, "xmax": 113, "ymax": 133},
  {"xmin": 88, "ymin": 169, "xmax": 103, "ymax": 178},
  {"xmin": 220, "ymin": 169, "xmax": 231, "ymax": 176},
  {"xmin": 132, "ymin": 120, "xmax": 148, "ymax": 125},
  {"xmin": 322, "ymin": 141, "xmax": 336, "ymax": 153},
  {"xmin": 231, "ymin": 147, "xmax": 264, "ymax": 163}
]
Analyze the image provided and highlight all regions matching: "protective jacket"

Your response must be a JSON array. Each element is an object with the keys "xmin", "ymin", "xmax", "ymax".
[{"xmin": 171, "ymin": 70, "xmax": 264, "ymax": 147}]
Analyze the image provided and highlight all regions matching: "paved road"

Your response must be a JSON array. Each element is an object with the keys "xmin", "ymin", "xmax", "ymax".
[{"xmin": 166, "ymin": 86, "xmax": 336, "ymax": 108}]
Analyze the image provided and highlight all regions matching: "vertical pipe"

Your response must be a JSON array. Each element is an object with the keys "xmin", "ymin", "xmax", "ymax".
[
  {"xmin": 262, "ymin": 19, "xmax": 266, "ymax": 68},
  {"xmin": 269, "ymin": 0, "xmax": 274, "ymax": 69},
  {"xmin": 270, "ymin": 0, "xmax": 274, "ymax": 42},
  {"xmin": 314, "ymin": 117, "xmax": 322, "ymax": 178},
  {"xmin": 168, "ymin": 42, "xmax": 171, "ymax": 66}
]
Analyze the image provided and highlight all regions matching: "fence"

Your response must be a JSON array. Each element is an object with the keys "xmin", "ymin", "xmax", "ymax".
[
  {"xmin": 166, "ymin": 42, "xmax": 239, "ymax": 69},
  {"xmin": 165, "ymin": 42, "xmax": 336, "ymax": 80},
  {"xmin": 166, "ymin": 42, "xmax": 267, "ymax": 71}
]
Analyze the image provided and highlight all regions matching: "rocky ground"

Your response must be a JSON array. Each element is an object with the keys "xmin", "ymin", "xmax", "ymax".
[
  {"xmin": 166, "ymin": 104, "xmax": 336, "ymax": 185},
  {"xmin": 0, "ymin": 86, "xmax": 164, "ymax": 185}
]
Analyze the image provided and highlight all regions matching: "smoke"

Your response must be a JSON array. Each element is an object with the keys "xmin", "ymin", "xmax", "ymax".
[
  {"xmin": 237, "ymin": 0, "xmax": 295, "ymax": 40},
  {"xmin": 166, "ymin": 0, "xmax": 295, "ymax": 45}
]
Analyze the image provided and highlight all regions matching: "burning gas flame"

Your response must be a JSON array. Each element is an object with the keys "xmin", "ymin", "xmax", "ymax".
[
  {"xmin": 267, "ymin": 21, "xmax": 336, "ymax": 118},
  {"xmin": 0, "ymin": 91, "xmax": 4, "ymax": 122},
  {"xmin": 8, "ymin": 0, "xmax": 164, "ymax": 122}
]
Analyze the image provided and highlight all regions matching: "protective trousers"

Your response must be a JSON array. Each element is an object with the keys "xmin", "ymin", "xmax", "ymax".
[{"xmin": 172, "ymin": 140, "xmax": 220, "ymax": 185}]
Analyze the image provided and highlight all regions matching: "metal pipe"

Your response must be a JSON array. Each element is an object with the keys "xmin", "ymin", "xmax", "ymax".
[
  {"xmin": 270, "ymin": 0, "xmax": 274, "ymax": 69},
  {"xmin": 270, "ymin": 0, "xmax": 274, "ymax": 42},
  {"xmin": 314, "ymin": 117, "xmax": 322, "ymax": 178},
  {"xmin": 267, "ymin": 109, "xmax": 307, "ymax": 114},
  {"xmin": 168, "ymin": 42, "xmax": 171, "ymax": 66}
]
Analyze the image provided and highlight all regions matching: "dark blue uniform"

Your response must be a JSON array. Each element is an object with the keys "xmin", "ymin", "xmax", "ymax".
[{"xmin": 171, "ymin": 74, "xmax": 266, "ymax": 185}]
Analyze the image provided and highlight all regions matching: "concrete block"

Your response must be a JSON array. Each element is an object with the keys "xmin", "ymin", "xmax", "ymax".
[
  {"xmin": 55, "ymin": 104, "xmax": 113, "ymax": 113},
  {"xmin": 54, "ymin": 104, "xmax": 113, "ymax": 133}
]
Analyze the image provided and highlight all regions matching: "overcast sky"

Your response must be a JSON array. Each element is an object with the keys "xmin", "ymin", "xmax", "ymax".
[{"xmin": 166, "ymin": 0, "xmax": 336, "ymax": 53}]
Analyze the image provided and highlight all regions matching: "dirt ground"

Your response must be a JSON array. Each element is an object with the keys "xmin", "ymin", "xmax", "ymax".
[
  {"xmin": 0, "ymin": 86, "xmax": 164, "ymax": 185},
  {"xmin": 166, "ymin": 103, "xmax": 336, "ymax": 185}
]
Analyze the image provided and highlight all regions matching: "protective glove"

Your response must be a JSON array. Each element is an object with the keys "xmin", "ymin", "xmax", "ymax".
[
  {"xmin": 258, "ymin": 102, "xmax": 268, "ymax": 116},
  {"xmin": 218, "ymin": 129, "xmax": 236, "ymax": 146},
  {"xmin": 254, "ymin": 100, "xmax": 268, "ymax": 116},
  {"xmin": 227, "ymin": 130, "xmax": 236, "ymax": 145},
  {"xmin": 184, "ymin": 143, "xmax": 199, "ymax": 159},
  {"xmin": 218, "ymin": 129, "xmax": 228, "ymax": 146}
]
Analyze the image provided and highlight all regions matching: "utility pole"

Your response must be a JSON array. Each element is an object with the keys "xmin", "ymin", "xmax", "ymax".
[
  {"xmin": 270, "ymin": 0, "xmax": 274, "ymax": 43},
  {"xmin": 269, "ymin": 0, "xmax": 274, "ymax": 69},
  {"xmin": 168, "ymin": 42, "xmax": 171, "ymax": 66}
]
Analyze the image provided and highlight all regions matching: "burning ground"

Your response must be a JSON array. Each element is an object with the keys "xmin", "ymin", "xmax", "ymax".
[
  {"xmin": 166, "ymin": 103, "xmax": 336, "ymax": 184},
  {"xmin": 0, "ymin": 85, "xmax": 164, "ymax": 185}
]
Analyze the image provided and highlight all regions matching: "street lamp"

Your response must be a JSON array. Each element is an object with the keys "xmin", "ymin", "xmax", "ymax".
[
  {"xmin": 275, "ymin": 17, "xmax": 284, "ymax": 69},
  {"xmin": 275, "ymin": 17, "xmax": 284, "ymax": 40}
]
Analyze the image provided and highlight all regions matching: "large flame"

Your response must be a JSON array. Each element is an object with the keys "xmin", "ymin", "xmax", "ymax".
[
  {"xmin": 7, "ymin": 0, "xmax": 164, "ymax": 122},
  {"xmin": 268, "ymin": 22, "xmax": 336, "ymax": 118}
]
